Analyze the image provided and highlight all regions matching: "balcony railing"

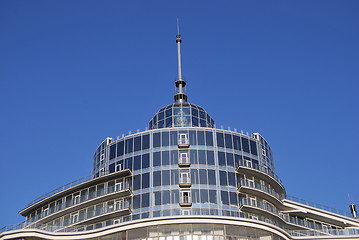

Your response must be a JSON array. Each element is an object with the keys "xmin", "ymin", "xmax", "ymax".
[
  {"xmin": 2, "ymin": 207, "xmax": 359, "ymax": 237},
  {"xmin": 237, "ymin": 160, "xmax": 283, "ymax": 186},
  {"xmin": 239, "ymin": 179, "xmax": 285, "ymax": 200},
  {"xmin": 28, "ymin": 175, "xmax": 93, "ymax": 206},
  {"xmin": 286, "ymin": 195, "xmax": 353, "ymax": 218},
  {"xmin": 178, "ymin": 156, "xmax": 190, "ymax": 165},
  {"xmin": 25, "ymin": 183, "xmax": 131, "ymax": 224},
  {"xmin": 179, "ymin": 176, "xmax": 191, "ymax": 186}
]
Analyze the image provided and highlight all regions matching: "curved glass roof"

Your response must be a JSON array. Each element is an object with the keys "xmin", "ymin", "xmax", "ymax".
[{"xmin": 149, "ymin": 102, "xmax": 215, "ymax": 130}]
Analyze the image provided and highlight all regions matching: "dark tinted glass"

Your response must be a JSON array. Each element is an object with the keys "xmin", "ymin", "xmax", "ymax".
[
  {"xmin": 163, "ymin": 190, "xmax": 170, "ymax": 204},
  {"xmin": 142, "ymin": 134, "xmax": 150, "ymax": 150},
  {"xmin": 142, "ymin": 173, "xmax": 150, "ymax": 189},
  {"xmin": 192, "ymin": 116, "xmax": 199, "ymax": 127},
  {"xmin": 125, "ymin": 138, "xmax": 133, "ymax": 154},
  {"xmin": 250, "ymin": 140, "xmax": 258, "ymax": 156},
  {"xmin": 199, "ymin": 169, "xmax": 208, "ymax": 184},
  {"xmin": 233, "ymin": 135, "xmax": 241, "ymax": 151},
  {"xmin": 209, "ymin": 190, "xmax": 217, "ymax": 203},
  {"xmin": 218, "ymin": 151, "xmax": 226, "ymax": 166},
  {"xmin": 207, "ymin": 150, "xmax": 215, "ymax": 165},
  {"xmin": 230, "ymin": 192, "xmax": 238, "ymax": 205},
  {"xmin": 171, "ymin": 189, "xmax": 179, "ymax": 204},
  {"xmin": 242, "ymin": 137, "xmax": 250, "ymax": 153},
  {"xmin": 134, "ymin": 136, "xmax": 141, "ymax": 152},
  {"xmin": 192, "ymin": 107, "xmax": 198, "ymax": 117},
  {"xmin": 216, "ymin": 132, "xmax": 224, "ymax": 147},
  {"xmin": 170, "ymin": 131, "xmax": 178, "ymax": 145},
  {"xmin": 154, "ymin": 191, "xmax": 161, "ymax": 206},
  {"xmin": 162, "ymin": 151, "xmax": 170, "ymax": 166},
  {"xmin": 133, "ymin": 175, "xmax": 141, "ymax": 191},
  {"xmin": 205, "ymin": 131, "xmax": 213, "ymax": 146},
  {"xmin": 190, "ymin": 150, "xmax": 198, "ymax": 164},
  {"xmin": 110, "ymin": 144, "xmax": 116, "ymax": 160},
  {"xmin": 228, "ymin": 172, "xmax": 236, "ymax": 187},
  {"xmin": 208, "ymin": 170, "xmax": 216, "ymax": 185},
  {"xmin": 226, "ymin": 153, "xmax": 234, "ymax": 167},
  {"xmin": 158, "ymin": 111, "xmax": 164, "ymax": 121},
  {"xmin": 153, "ymin": 133, "xmax": 161, "ymax": 148},
  {"xmin": 225, "ymin": 134, "xmax": 233, "ymax": 149},
  {"xmin": 219, "ymin": 171, "xmax": 228, "ymax": 186},
  {"xmin": 142, "ymin": 153, "xmax": 149, "ymax": 169},
  {"xmin": 171, "ymin": 169, "xmax": 179, "ymax": 185},
  {"xmin": 125, "ymin": 157, "xmax": 132, "ymax": 170},
  {"xmin": 165, "ymin": 118, "xmax": 172, "ymax": 128},
  {"xmin": 191, "ymin": 169, "xmax": 199, "ymax": 184},
  {"xmin": 134, "ymin": 156, "xmax": 141, "ymax": 171},
  {"xmin": 141, "ymin": 193, "xmax": 150, "ymax": 208},
  {"xmin": 153, "ymin": 171, "xmax": 161, "ymax": 187},
  {"xmin": 162, "ymin": 170, "xmax": 170, "ymax": 186},
  {"xmin": 171, "ymin": 150, "xmax": 178, "ymax": 165},
  {"xmin": 192, "ymin": 189, "xmax": 200, "ymax": 203},
  {"xmin": 189, "ymin": 130, "xmax": 196, "ymax": 145},
  {"xmin": 200, "ymin": 189, "xmax": 209, "ymax": 203},
  {"xmin": 133, "ymin": 195, "xmax": 140, "ymax": 209},
  {"xmin": 165, "ymin": 108, "xmax": 172, "ymax": 118},
  {"xmin": 221, "ymin": 191, "xmax": 229, "ymax": 205},
  {"xmin": 153, "ymin": 152, "xmax": 161, "ymax": 167},
  {"xmin": 197, "ymin": 131, "xmax": 205, "ymax": 145},
  {"xmin": 117, "ymin": 141, "xmax": 124, "ymax": 157},
  {"xmin": 162, "ymin": 131, "xmax": 169, "ymax": 146},
  {"xmin": 198, "ymin": 150, "xmax": 206, "ymax": 164}
]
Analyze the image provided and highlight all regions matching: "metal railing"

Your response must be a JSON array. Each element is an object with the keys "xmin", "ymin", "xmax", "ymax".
[
  {"xmin": 27, "ymin": 175, "xmax": 93, "ymax": 206},
  {"xmin": 179, "ymin": 176, "xmax": 191, "ymax": 184},
  {"xmin": 178, "ymin": 156, "xmax": 190, "ymax": 165},
  {"xmin": 239, "ymin": 179, "xmax": 285, "ymax": 200},
  {"xmin": 286, "ymin": 195, "xmax": 353, "ymax": 218},
  {"xmin": 237, "ymin": 160, "xmax": 283, "ymax": 186},
  {"xmin": 23, "ymin": 183, "xmax": 131, "ymax": 224}
]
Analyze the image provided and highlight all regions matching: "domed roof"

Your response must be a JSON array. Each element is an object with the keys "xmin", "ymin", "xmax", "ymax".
[{"xmin": 149, "ymin": 102, "xmax": 215, "ymax": 130}]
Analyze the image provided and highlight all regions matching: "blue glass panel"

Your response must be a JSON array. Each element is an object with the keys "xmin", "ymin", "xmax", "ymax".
[
  {"xmin": 142, "ymin": 153, "xmax": 149, "ymax": 169},
  {"xmin": 198, "ymin": 150, "xmax": 206, "ymax": 164},
  {"xmin": 116, "ymin": 141, "xmax": 124, "ymax": 157},
  {"xmin": 171, "ymin": 169, "xmax": 179, "ymax": 185},
  {"xmin": 219, "ymin": 171, "xmax": 228, "ymax": 186},
  {"xmin": 125, "ymin": 157, "xmax": 132, "ymax": 170},
  {"xmin": 233, "ymin": 135, "xmax": 241, "ymax": 151},
  {"xmin": 218, "ymin": 151, "xmax": 226, "ymax": 166},
  {"xmin": 192, "ymin": 189, "xmax": 200, "ymax": 203},
  {"xmin": 208, "ymin": 170, "xmax": 216, "ymax": 185},
  {"xmin": 226, "ymin": 153, "xmax": 234, "ymax": 167},
  {"xmin": 228, "ymin": 171, "xmax": 236, "ymax": 187},
  {"xmin": 153, "ymin": 132, "xmax": 161, "ymax": 148},
  {"xmin": 207, "ymin": 150, "xmax": 215, "ymax": 165},
  {"xmin": 192, "ymin": 116, "xmax": 199, "ymax": 127},
  {"xmin": 153, "ymin": 152, "xmax": 161, "ymax": 167},
  {"xmin": 142, "ymin": 134, "xmax": 150, "ymax": 150},
  {"xmin": 199, "ymin": 111, "xmax": 206, "ymax": 119},
  {"xmin": 163, "ymin": 190, "xmax": 170, "ymax": 204},
  {"xmin": 200, "ymin": 119, "xmax": 206, "ymax": 127},
  {"xmin": 165, "ymin": 117, "xmax": 172, "ymax": 128},
  {"xmin": 192, "ymin": 107, "xmax": 198, "ymax": 117},
  {"xmin": 134, "ymin": 136, "xmax": 141, "ymax": 152},
  {"xmin": 174, "ymin": 107, "xmax": 182, "ymax": 116},
  {"xmin": 158, "ymin": 120, "xmax": 164, "ymax": 128},
  {"xmin": 250, "ymin": 140, "xmax": 258, "ymax": 156},
  {"xmin": 225, "ymin": 133, "xmax": 233, "ymax": 149},
  {"xmin": 153, "ymin": 114, "xmax": 157, "ymax": 124},
  {"xmin": 141, "ymin": 193, "xmax": 150, "ymax": 208},
  {"xmin": 125, "ymin": 138, "xmax": 133, "ymax": 154},
  {"xmin": 190, "ymin": 150, "xmax": 198, "ymax": 164},
  {"xmin": 217, "ymin": 132, "xmax": 224, "ymax": 147},
  {"xmin": 162, "ymin": 151, "xmax": 170, "ymax": 166},
  {"xmin": 171, "ymin": 189, "xmax": 179, "ymax": 204},
  {"xmin": 191, "ymin": 169, "xmax": 199, "ymax": 184},
  {"xmin": 133, "ymin": 175, "xmax": 141, "ymax": 191},
  {"xmin": 206, "ymin": 131, "xmax": 213, "ymax": 146},
  {"xmin": 109, "ymin": 163, "xmax": 115, "ymax": 173},
  {"xmin": 153, "ymin": 171, "xmax": 161, "ymax": 187},
  {"xmin": 189, "ymin": 130, "xmax": 196, "ymax": 145},
  {"xmin": 134, "ymin": 155, "xmax": 141, "ymax": 171},
  {"xmin": 242, "ymin": 137, "xmax": 250, "ymax": 153},
  {"xmin": 110, "ymin": 144, "xmax": 116, "ymax": 160},
  {"xmin": 209, "ymin": 190, "xmax": 217, "ymax": 203},
  {"xmin": 199, "ymin": 169, "xmax": 207, "ymax": 184},
  {"xmin": 170, "ymin": 131, "xmax": 178, "ymax": 145},
  {"xmin": 200, "ymin": 189, "xmax": 209, "ymax": 203},
  {"xmin": 230, "ymin": 192, "xmax": 238, "ymax": 206},
  {"xmin": 171, "ymin": 150, "xmax": 178, "ymax": 165},
  {"xmin": 142, "ymin": 173, "xmax": 150, "ymax": 188},
  {"xmin": 154, "ymin": 191, "xmax": 161, "ymax": 206},
  {"xmin": 158, "ymin": 111, "xmax": 164, "ymax": 121},
  {"xmin": 182, "ymin": 107, "xmax": 190, "ymax": 115},
  {"xmin": 197, "ymin": 131, "xmax": 205, "ymax": 145},
  {"xmin": 165, "ymin": 108, "xmax": 172, "ymax": 118},
  {"xmin": 221, "ymin": 191, "xmax": 229, "ymax": 205}
]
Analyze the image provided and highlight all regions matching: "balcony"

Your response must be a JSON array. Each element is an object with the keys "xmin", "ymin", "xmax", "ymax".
[
  {"xmin": 238, "ymin": 179, "xmax": 285, "ymax": 209},
  {"xmin": 179, "ymin": 176, "xmax": 191, "ymax": 188},
  {"xmin": 240, "ymin": 198, "xmax": 285, "ymax": 223},
  {"xmin": 178, "ymin": 156, "xmax": 190, "ymax": 167},
  {"xmin": 26, "ymin": 182, "xmax": 132, "ymax": 225},
  {"xmin": 236, "ymin": 160, "xmax": 285, "ymax": 195},
  {"xmin": 178, "ymin": 137, "xmax": 190, "ymax": 148},
  {"xmin": 179, "ymin": 196, "xmax": 192, "ymax": 207}
]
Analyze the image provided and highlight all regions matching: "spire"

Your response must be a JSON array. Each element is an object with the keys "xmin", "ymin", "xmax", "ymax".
[{"xmin": 174, "ymin": 18, "xmax": 187, "ymax": 102}]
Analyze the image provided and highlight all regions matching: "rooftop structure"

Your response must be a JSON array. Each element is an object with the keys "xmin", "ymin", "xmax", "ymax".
[{"xmin": 1, "ymin": 26, "xmax": 359, "ymax": 240}]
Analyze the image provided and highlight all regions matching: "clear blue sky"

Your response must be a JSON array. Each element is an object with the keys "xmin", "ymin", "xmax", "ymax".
[{"xmin": 0, "ymin": 0, "xmax": 358, "ymax": 228}]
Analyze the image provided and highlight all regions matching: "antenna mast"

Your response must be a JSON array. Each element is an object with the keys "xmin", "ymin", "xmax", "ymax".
[{"xmin": 174, "ymin": 18, "xmax": 187, "ymax": 102}]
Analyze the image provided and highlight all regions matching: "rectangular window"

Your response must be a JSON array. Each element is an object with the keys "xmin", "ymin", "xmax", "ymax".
[
  {"xmin": 162, "ymin": 170, "xmax": 170, "ymax": 186},
  {"xmin": 171, "ymin": 169, "xmax": 179, "ymax": 185},
  {"xmin": 233, "ymin": 135, "xmax": 241, "ymax": 151},
  {"xmin": 154, "ymin": 191, "xmax": 161, "ymax": 205},
  {"xmin": 153, "ymin": 171, "xmax": 161, "ymax": 187},
  {"xmin": 250, "ymin": 140, "xmax": 258, "ymax": 156},
  {"xmin": 207, "ymin": 150, "xmax": 215, "ymax": 165},
  {"xmin": 226, "ymin": 153, "xmax": 234, "ymax": 167},
  {"xmin": 153, "ymin": 152, "xmax": 161, "ymax": 167},
  {"xmin": 153, "ymin": 132, "xmax": 161, "ymax": 148},
  {"xmin": 162, "ymin": 131, "xmax": 169, "ymax": 146},
  {"xmin": 198, "ymin": 150, "xmax": 206, "ymax": 164},
  {"xmin": 190, "ymin": 150, "xmax": 198, "ymax": 164},
  {"xmin": 141, "ymin": 193, "xmax": 150, "ymax": 208},
  {"xmin": 142, "ymin": 134, "xmax": 150, "ymax": 150},
  {"xmin": 162, "ymin": 151, "xmax": 170, "ymax": 165},
  {"xmin": 110, "ymin": 144, "xmax": 116, "ymax": 160},
  {"xmin": 242, "ymin": 137, "xmax": 250, "ymax": 153},
  {"xmin": 216, "ymin": 132, "xmax": 224, "ymax": 148},
  {"xmin": 208, "ymin": 170, "xmax": 216, "ymax": 185},
  {"xmin": 218, "ymin": 151, "xmax": 226, "ymax": 166},
  {"xmin": 219, "ymin": 171, "xmax": 228, "ymax": 186},
  {"xmin": 125, "ymin": 138, "xmax": 133, "ymax": 154},
  {"xmin": 205, "ymin": 131, "xmax": 213, "ymax": 146},
  {"xmin": 142, "ymin": 172, "xmax": 150, "ymax": 189},
  {"xmin": 142, "ymin": 153, "xmax": 150, "ymax": 169},
  {"xmin": 133, "ymin": 175, "xmax": 141, "ymax": 191},
  {"xmin": 171, "ymin": 150, "xmax": 178, "ymax": 165},
  {"xmin": 200, "ymin": 189, "xmax": 209, "ymax": 203},
  {"xmin": 162, "ymin": 190, "xmax": 170, "ymax": 205},
  {"xmin": 225, "ymin": 133, "xmax": 233, "ymax": 149},
  {"xmin": 134, "ymin": 155, "xmax": 141, "ymax": 171},
  {"xmin": 228, "ymin": 172, "xmax": 236, "ymax": 187},
  {"xmin": 116, "ymin": 141, "xmax": 124, "ymax": 157},
  {"xmin": 221, "ymin": 191, "xmax": 229, "ymax": 205},
  {"xmin": 199, "ymin": 169, "xmax": 208, "ymax": 184},
  {"xmin": 209, "ymin": 190, "xmax": 217, "ymax": 204},
  {"xmin": 134, "ymin": 136, "xmax": 141, "ymax": 152},
  {"xmin": 170, "ymin": 131, "xmax": 178, "ymax": 145},
  {"xmin": 197, "ymin": 131, "xmax": 205, "ymax": 145},
  {"xmin": 191, "ymin": 169, "xmax": 199, "ymax": 185},
  {"xmin": 189, "ymin": 130, "xmax": 196, "ymax": 145},
  {"xmin": 171, "ymin": 189, "xmax": 179, "ymax": 204},
  {"xmin": 191, "ymin": 189, "xmax": 200, "ymax": 203}
]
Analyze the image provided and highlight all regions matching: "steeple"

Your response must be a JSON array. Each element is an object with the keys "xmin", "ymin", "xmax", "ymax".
[{"xmin": 174, "ymin": 19, "xmax": 188, "ymax": 102}]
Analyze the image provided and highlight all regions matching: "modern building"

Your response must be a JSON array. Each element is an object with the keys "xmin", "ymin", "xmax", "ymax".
[{"xmin": 1, "ymin": 31, "xmax": 359, "ymax": 240}]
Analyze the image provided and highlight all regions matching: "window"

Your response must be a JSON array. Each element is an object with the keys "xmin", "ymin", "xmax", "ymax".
[
  {"xmin": 179, "ymin": 133, "xmax": 189, "ymax": 145},
  {"xmin": 181, "ymin": 190, "xmax": 191, "ymax": 204},
  {"xmin": 73, "ymin": 193, "xmax": 80, "ymax": 205}
]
